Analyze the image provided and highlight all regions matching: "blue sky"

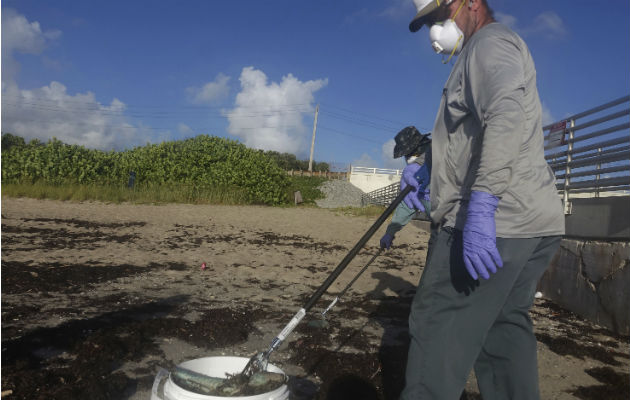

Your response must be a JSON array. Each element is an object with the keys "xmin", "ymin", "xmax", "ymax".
[{"xmin": 2, "ymin": 0, "xmax": 629, "ymax": 170}]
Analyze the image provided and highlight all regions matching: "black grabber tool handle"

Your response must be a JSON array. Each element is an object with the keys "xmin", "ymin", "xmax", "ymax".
[
  {"xmin": 321, "ymin": 248, "xmax": 382, "ymax": 317},
  {"xmin": 303, "ymin": 185, "xmax": 411, "ymax": 312},
  {"xmin": 241, "ymin": 185, "xmax": 412, "ymax": 376},
  {"xmin": 261, "ymin": 185, "xmax": 412, "ymax": 358}
]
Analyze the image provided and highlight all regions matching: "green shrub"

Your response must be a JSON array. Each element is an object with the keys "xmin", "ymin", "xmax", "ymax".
[
  {"xmin": 286, "ymin": 176, "xmax": 327, "ymax": 204},
  {"xmin": 1, "ymin": 134, "xmax": 290, "ymax": 205}
]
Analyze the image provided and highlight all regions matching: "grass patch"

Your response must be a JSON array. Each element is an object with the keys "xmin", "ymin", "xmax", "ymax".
[
  {"xmin": 331, "ymin": 205, "xmax": 387, "ymax": 218},
  {"xmin": 1, "ymin": 182, "xmax": 251, "ymax": 205},
  {"xmin": 2, "ymin": 177, "xmax": 342, "ymax": 208}
]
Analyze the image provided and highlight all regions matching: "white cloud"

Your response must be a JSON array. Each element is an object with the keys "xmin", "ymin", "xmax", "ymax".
[
  {"xmin": 1, "ymin": 10, "xmax": 154, "ymax": 150},
  {"xmin": 178, "ymin": 123, "xmax": 194, "ymax": 135},
  {"xmin": 381, "ymin": 139, "xmax": 404, "ymax": 169},
  {"xmin": 352, "ymin": 153, "xmax": 377, "ymax": 168},
  {"xmin": 224, "ymin": 67, "xmax": 327, "ymax": 154},
  {"xmin": 495, "ymin": 11, "xmax": 567, "ymax": 39},
  {"xmin": 345, "ymin": 0, "xmax": 413, "ymax": 25},
  {"xmin": 1, "ymin": 8, "xmax": 60, "ymax": 54},
  {"xmin": 541, "ymin": 101, "xmax": 555, "ymax": 126},
  {"xmin": 1, "ymin": 8, "xmax": 61, "ymax": 82},
  {"xmin": 379, "ymin": 0, "xmax": 415, "ymax": 20},
  {"xmin": 495, "ymin": 12, "xmax": 517, "ymax": 29},
  {"xmin": 2, "ymin": 81, "xmax": 153, "ymax": 150},
  {"xmin": 531, "ymin": 12, "xmax": 568, "ymax": 38},
  {"xmin": 187, "ymin": 73, "xmax": 231, "ymax": 105},
  {"xmin": 343, "ymin": 8, "xmax": 370, "ymax": 25}
]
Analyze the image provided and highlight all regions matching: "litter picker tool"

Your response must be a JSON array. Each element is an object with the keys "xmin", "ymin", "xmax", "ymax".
[
  {"xmin": 320, "ymin": 248, "xmax": 382, "ymax": 318},
  {"xmin": 241, "ymin": 185, "xmax": 413, "ymax": 377}
]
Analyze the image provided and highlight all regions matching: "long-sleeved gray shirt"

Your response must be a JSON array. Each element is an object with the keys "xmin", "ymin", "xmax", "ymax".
[{"xmin": 429, "ymin": 23, "xmax": 564, "ymax": 238}]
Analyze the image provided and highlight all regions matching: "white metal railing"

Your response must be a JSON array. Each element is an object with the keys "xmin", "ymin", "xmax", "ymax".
[
  {"xmin": 359, "ymin": 96, "xmax": 630, "ymax": 212},
  {"xmin": 351, "ymin": 166, "xmax": 402, "ymax": 175},
  {"xmin": 543, "ymin": 95, "xmax": 630, "ymax": 214}
]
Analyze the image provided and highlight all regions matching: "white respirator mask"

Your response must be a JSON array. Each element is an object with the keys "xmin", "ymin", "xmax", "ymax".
[
  {"xmin": 406, "ymin": 155, "xmax": 419, "ymax": 164},
  {"xmin": 429, "ymin": 0, "xmax": 466, "ymax": 63}
]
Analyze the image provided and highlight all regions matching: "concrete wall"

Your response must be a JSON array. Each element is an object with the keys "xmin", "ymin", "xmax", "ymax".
[
  {"xmin": 564, "ymin": 196, "xmax": 630, "ymax": 240},
  {"xmin": 538, "ymin": 239, "xmax": 630, "ymax": 336},
  {"xmin": 349, "ymin": 171, "xmax": 401, "ymax": 193},
  {"xmin": 414, "ymin": 193, "xmax": 630, "ymax": 334},
  {"xmin": 536, "ymin": 196, "xmax": 630, "ymax": 335}
]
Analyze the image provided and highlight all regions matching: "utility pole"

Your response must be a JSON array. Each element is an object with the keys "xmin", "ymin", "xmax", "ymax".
[{"xmin": 308, "ymin": 104, "xmax": 319, "ymax": 172}]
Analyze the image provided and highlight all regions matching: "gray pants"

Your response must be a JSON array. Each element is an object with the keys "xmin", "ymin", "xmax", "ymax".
[{"xmin": 400, "ymin": 228, "xmax": 561, "ymax": 400}]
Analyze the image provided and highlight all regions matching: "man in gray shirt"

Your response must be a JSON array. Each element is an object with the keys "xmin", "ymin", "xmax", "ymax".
[{"xmin": 400, "ymin": 0, "xmax": 565, "ymax": 399}]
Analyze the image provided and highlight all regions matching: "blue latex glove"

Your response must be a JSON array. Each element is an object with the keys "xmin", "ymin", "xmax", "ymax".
[
  {"xmin": 401, "ymin": 163, "xmax": 430, "ymax": 211},
  {"xmin": 463, "ymin": 191, "xmax": 504, "ymax": 280},
  {"xmin": 380, "ymin": 232, "xmax": 394, "ymax": 249}
]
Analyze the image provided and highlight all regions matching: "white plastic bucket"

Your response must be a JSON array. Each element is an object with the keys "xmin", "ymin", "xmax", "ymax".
[{"xmin": 151, "ymin": 356, "xmax": 289, "ymax": 400}]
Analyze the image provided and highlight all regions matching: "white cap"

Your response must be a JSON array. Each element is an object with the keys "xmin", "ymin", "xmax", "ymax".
[{"xmin": 409, "ymin": 0, "xmax": 443, "ymax": 32}]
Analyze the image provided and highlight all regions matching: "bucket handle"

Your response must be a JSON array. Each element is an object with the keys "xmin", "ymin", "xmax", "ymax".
[{"xmin": 151, "ymin": 368, "xmax": 170, "ymax": 400}]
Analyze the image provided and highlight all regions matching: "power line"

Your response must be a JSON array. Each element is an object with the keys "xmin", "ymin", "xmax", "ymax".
[
  {"xmin": 0, "ymin": 116, "xmax": 212, "ymax": 132},
  {"xmin": 2, "ymin": 95, "xmax": 425, "ymax": 144},
  {"xmin": 2, "ymin": 111, "xmax": 390, "ymax": 146},
  {"xmin": 320, "ymin": 101, "xmax": 410, "ymax": 127},
  {"xmin": 2, "ymin": 93, "xmax": 430, "ymax": 132},
  {"xmin": 317, "ymin": 125, "xmax": 385, "ymax": 144},
  {"xmin": 0, "ymin": 100, "xmax": 313, "ymax": 119},
  {"xmin": 2, "ymin": 94, "xmax": 418, "ymax": 132},
  {"xmin": 1, "ymin": 93, "xmax": 313, "ymax": 112},
  {"xmin": 319, "ymin": 109, "xmax": 399, "ymax": 132},
  {"xmin": 319, "ymin": 101, "xmax": 432, "ymax": 132}
]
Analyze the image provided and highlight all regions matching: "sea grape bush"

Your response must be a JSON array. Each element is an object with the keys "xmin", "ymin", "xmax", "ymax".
[
  {"xmin": 264, "ymin": 150, "xmax": 330, "ymax": 172},
  {"xmin": 1, "ymin": 134, "xmax": 290, "ymax": 205}
]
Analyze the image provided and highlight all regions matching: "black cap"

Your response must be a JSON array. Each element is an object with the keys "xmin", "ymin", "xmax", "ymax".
[{"xmin": 393, "ymin": 126, "xmax": 431, "ymax": 158}]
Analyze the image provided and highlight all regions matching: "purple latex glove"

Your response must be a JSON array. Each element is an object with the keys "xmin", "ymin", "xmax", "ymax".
[
  {"xmin": 380, "ymin": 233, "xmax": 394, "ymax": 249},
  {"xmin": 401, "ymin": 163, "xmax": 430, "ymax": 212},
  {"xmin": 463, "ymin": 191, "xmax": 504, "ymax": 280},
  {"xmin": 400, "ymin": 178, "xmax": 425, "ymax": 212},
  {"xmin": 422, "ymin": 188, "xmax": 431, "ymax": 203}
]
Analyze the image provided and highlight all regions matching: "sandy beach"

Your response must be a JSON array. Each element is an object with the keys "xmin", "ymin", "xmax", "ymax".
[{"xmin": 1, "ymin": 197, "xmax": 628, "ymax": 399}]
